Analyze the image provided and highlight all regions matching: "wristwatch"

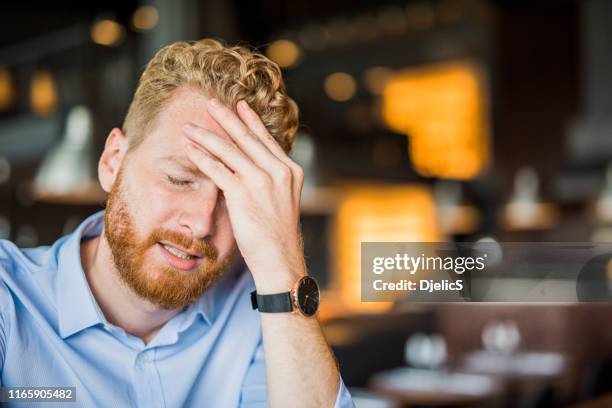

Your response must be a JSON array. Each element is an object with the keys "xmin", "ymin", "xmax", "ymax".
[{"xmin": 250, "ymin": 276, "xmax": 320, "ymax": 317}]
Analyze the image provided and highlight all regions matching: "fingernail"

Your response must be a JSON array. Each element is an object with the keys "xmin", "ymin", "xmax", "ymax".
[
  {"xmin": 184, "ymin": 143, "xmax": 195, "ymax": 151},
  {"xmin": 238, "ymin": 100, "xmax": 248, "ymax": 110},
  {"xmin": 183, "ymin": 123, "xmax": 195, "ymax": 132},
  {"xmin": 209, "ymin": 98, "xmax": 221, "ymax": 108}
]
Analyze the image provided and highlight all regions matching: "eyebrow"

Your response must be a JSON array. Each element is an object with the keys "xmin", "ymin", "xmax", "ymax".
[{"xmin": 158, "ymin": 156, "xmax": 201, "ymax": 175}]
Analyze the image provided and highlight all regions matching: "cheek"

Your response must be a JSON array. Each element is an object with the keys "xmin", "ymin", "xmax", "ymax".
[{"xmin": 130, "ymin": 178, "xmax": 175, "ymax": 225}]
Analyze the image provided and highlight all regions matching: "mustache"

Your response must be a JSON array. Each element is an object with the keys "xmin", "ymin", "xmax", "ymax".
[{"xmin": 143, "ymin": 228, "xmax": 219, "ymax": 260}]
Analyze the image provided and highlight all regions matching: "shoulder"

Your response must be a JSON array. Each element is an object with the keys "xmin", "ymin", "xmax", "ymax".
[
  {"xmin": 0, "ymin": 237, "xmax": 64, "ymax": 312},
  {"xmin": 0, "ymin": 240, "xmax": 24, "ymax": 314},
  {"xmin": 0, "ymin": 239, "xmax": 19, "ymax": 299},
  {"xmin": 0, "ymin": 238, "xmax": 17, "ymax": 265},
  {"xmin": 0, "ymin": 245, "xmax": 15, "ymax": 339},
  {"xmin": 0, "ymin": 238, "xmax": 59, "ymax": 275}
]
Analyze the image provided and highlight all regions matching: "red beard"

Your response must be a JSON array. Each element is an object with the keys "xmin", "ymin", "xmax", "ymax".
[{"xmin": 103, "ymin": 169, "xmax": 233, "ymax": 310}]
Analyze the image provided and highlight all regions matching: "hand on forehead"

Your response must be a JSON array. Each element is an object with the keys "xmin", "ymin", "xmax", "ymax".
[
  {"xmin": 165, "ymin": 89, "xmax": 230, "ymax": 139},
  {"xmin": 149, "ymin": 88, "xmax": 233, "ymax": 155}
]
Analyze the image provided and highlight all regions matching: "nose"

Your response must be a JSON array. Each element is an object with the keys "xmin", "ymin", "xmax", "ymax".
[{"xmin": 177, "ymin": 183, "xmax": 222, "ymax": 240}]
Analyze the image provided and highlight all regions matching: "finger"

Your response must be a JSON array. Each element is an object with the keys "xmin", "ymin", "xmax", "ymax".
[
  {"xmin": 236, "ymin": 101, "xmax": 305, "ymax": 199},
  {"xmin": 184, "ymin": 143, "xmax": 239, "ymax": 193},
  {"xmin": 207, "ymin": 98, "xmax": 285, "ymax": 175},
  {"xmin": 236, "ymin": 100, "xmax": 304, "ymax": 185},
  {"xmin": 183, "ymin": 124, "xmax": 265, "ymax": 179},
  {"xmin": 236, "ymin": 100, "xmax": 292, "ymax": 163}
]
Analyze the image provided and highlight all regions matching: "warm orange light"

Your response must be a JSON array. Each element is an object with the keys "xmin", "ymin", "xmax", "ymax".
[
  {"xmin": 91, "ymin": 19, "xmax": 125, "ymax": 47},
  {"xmin": 324, "ymin": 72, "xmax": 357, "ymax": 102},
  {"xmin": 0, "ymin": 67, "xmax": 14, "ymax": 110},
  {"xmin": 362, "ymin": 66, "xmax": 392, "ymax": 95},
  {"xmin": 132, "ymin": 6, "xmax": 159, "ymax": 32},
  {"xmin": 266, "ymin": 39, "xmax": 301, "ymax": 68},
  {"xmin": 333, "ymin": 184, "xmax": 441, "ymax": 312},
  {"xmin": 30, "ymin": 70, "xmax": 58, "ymax": 116},
  {"xmin": 382, "ymin": 61, "xmax": 489, "ymax": 180}
]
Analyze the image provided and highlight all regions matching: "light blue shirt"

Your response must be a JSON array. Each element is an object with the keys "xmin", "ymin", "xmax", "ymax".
[{"xmin": 0, "ymin": 211, "xmax": 354, "ymax": 407}]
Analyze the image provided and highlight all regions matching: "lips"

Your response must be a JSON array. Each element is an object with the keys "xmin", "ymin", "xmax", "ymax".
[
  {"xmin": 159, "ymin": 241, "xmax": 203, "ymax": 258},
  {"xmin": 157, "ymin": 242, "xmax": 202, "ymax": 271}
]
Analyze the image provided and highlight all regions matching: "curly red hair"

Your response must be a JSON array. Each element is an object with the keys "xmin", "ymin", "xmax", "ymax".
[{"xmin": 123, "ymin": 38, "xmax": 299, "ymax": 153}]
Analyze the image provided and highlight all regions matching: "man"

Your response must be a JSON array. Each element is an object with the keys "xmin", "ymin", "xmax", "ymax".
[{"xmin": 0, "ymin": 39, "xmax": 354, "ymax": 407}]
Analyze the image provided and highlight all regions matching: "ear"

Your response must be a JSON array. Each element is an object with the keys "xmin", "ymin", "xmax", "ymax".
[{"xmin": 98, "ymin": 127, "xmax": 128, "ymax": 193}]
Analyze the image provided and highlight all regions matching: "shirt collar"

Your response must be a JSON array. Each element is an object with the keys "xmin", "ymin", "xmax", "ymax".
[
  {"xmin": 178, "ymin": 256, "xmax": 246, "ymax": 330},
  {"xmin": 57, "ymin": 210, "xmax": 107, "ymax": 338},
  {"xmin": 56, "ymin": 210, "xmax": 229, "ymax": 339}
]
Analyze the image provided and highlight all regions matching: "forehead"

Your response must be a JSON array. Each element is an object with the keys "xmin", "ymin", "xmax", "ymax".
[{"xmin": 139, "ymin": 87, "xmax": 230, "ymax": 158}]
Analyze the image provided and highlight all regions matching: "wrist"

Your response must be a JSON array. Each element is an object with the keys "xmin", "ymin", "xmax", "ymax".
[
  {"xmin": 251, "ymin": 275, "xmax": 320, "ymax": 317},
  {"xmin": 248, "ymin": 253, "xmax": 306, "ymax": 293},
  {"xmin": 252, "ymin": 268, "xmax": 306, "ymax": 294}
]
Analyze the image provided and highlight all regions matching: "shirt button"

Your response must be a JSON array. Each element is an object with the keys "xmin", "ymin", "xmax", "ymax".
[{"xmin": 136, "ymin": 353, "xmax": 150, "ymax": 364}]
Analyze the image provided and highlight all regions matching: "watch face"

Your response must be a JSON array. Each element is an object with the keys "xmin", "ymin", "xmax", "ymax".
[{"xmin": 296, "ymin": 276, "xmax": 320, "ymax": 317}]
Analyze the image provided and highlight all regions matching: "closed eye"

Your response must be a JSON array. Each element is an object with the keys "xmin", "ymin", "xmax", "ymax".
[{"xmin": 167, "ymin": 175, "xmax": 193, "ymax": 186}]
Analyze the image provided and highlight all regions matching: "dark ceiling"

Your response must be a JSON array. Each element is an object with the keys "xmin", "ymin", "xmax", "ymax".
[{"xmin": 0, "ymin": 0, "xmax": 577, "ymax": 50}]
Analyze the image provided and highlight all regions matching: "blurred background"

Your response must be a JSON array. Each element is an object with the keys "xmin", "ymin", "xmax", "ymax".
[{"xmin": 2, "ymin": 0, "xmax": 612, "ymax": 406}]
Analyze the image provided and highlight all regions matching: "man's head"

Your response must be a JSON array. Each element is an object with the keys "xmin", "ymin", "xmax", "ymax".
[
  {"xmin": 124, "ymin": 38, "xmax": 298, "ymax": 154},
  {"xmin": 98, "ymin": 39, "xmax": 299, "ymax": 310}
]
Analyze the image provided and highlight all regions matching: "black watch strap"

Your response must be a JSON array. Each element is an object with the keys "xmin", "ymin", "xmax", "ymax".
[{"xmin": 250, "ymin": 290, "xmax": 293, "ymax": 313}]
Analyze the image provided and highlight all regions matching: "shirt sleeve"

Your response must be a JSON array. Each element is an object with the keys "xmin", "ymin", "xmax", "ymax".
[
  {"xmin": 333, "ymin": 376, "xmax": 356, "ymax": 408},
  {"xmin": 239, "ymin": 338, "xmax": 356, "ymax": 408}
]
